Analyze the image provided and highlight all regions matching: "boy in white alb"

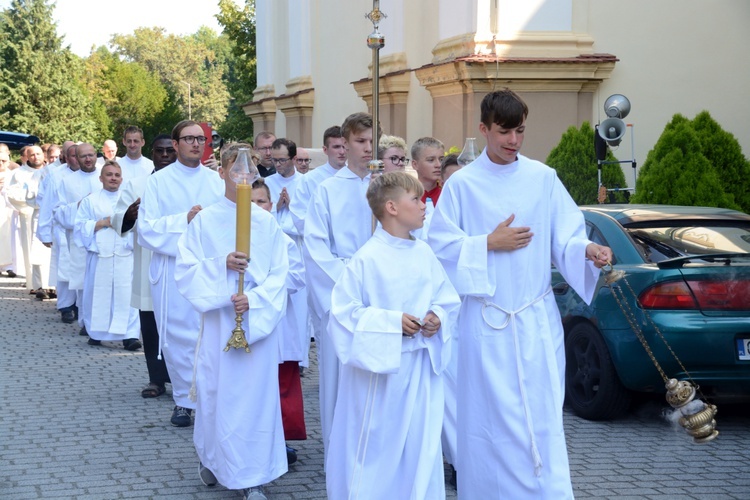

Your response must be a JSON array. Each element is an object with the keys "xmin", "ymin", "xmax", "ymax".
[
  {"xmin": 175, "ymin": 144, "xmax": 289, "ymax": 500},
  {"xmin": 326, "ymin": 172, "xmax": 461, "ymax": 499}
]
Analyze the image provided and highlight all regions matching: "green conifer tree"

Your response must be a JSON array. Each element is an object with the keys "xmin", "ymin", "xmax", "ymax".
[
  {"xmin": 632, "ymin": 115, "xmax": 737, "ymax": 208},
  {"xmin": 546, "ymin": 122, "xmax": 628, "ymax": 205},
  {"xmin": 0, "ymin": 0, "xmax": 102, "ymax": 143}
]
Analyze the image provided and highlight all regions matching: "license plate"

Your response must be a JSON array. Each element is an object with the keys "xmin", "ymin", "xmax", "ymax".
[{"xmin": 738, "ymin": 338, "xmax": 750, "ymax": 361}]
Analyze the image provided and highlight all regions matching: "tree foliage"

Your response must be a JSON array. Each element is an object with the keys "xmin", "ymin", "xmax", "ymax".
[
  {"xmin": 0, "ymin": 0, "xmax": 102, "ymax": 144},
  {"xmin": 631, "ymin": 114, "xmax": 738, "ymax": 209},
  {"xmin": 110, "ymin": 27, "xmax": 230, "ymax": 126},
  {"xmin": 215, "ymin": 0, "xmax": 257, "ymax": 141},
  {"xmin": 546, "ymin": 122, "xmax": 628, "ymax": 205}
]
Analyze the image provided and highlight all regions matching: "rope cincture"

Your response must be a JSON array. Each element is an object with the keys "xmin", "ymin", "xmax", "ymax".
[{"xmin": 477, "ymin": 287, "xmax": 552, "ymax": 477}]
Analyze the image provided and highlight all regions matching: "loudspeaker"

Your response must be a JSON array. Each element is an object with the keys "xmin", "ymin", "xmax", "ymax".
[
  {"xmin": 598, "ymin": 118, "xmax": 626, "ymax": 146},
  {"xmin": 604, "ymin": 94, "xmax": 631, "ymax": 119}
]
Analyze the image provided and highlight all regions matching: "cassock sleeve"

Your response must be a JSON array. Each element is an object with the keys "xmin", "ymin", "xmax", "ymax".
[
  {"xmin": 289, "ymin": 175, "xmax": 311, "ymax": 234},
  {"xmin": 36, "ymin": 174, "xmax": 58, "ymax": 243},
  {"xmin": 302, "ymin": 187, "xmax": 347, "ymax": 315},
  {"xmin": 138, "ymin": 176, "xmax": 188, "ymax": 257},
  {"xmin": 175, "ymin": 211, "xmax": 290, "ymax": 345},
  {"xmin": 549, "ymin": 175, "xmax": 600, "ymax": 304},
  {"xmin": 73, "ymin": 196, "xmax": 98, "ymax": 252},
  {"xmin": 329, "ymin": 256, "xmax": 404, "ymax": 374},
  {"xmin": 429, "ymin": 183, "xmax": 493, "ymax": 297},
  {"xmin": 421, "ymin": 254, "xmax": 462, "ymax": 375},
  {"xmin": 111, "ymin": 178, "xmax": 138, "ymax": 237}
]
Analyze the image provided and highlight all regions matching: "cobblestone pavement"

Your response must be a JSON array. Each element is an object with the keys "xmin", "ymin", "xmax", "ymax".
[{"xmin": 1, "ymin": 274, "xmax": 749, "ymax": 499}]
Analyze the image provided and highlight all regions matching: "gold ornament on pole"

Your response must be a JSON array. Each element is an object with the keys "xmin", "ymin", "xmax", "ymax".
[
  {"xmin": 366, "ymin": 0, "xmax": 386, "ymax": 233},
  {"xmin": 603, "ymin": 264, "xmax": 719, "ymax": 443},
  {"xmin": 225, "ymin": 147, "xmax": 259, "ymax": 352}
]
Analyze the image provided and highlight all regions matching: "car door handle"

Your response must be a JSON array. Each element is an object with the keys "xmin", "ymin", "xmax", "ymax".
[{"xmin": 553, "ymin": 282, "xmax": 570, "ymax": 295}]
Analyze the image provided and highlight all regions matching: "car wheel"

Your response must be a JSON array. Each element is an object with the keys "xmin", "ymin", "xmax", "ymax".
[{"xmin": 565, "ymin": 322, "xmax": 631, "ymax": 420}]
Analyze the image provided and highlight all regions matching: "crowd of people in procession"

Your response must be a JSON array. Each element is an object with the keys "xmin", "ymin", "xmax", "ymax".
[{"xmin": 0, "ymin": 89, "xmax": 613, "ymax": 500}]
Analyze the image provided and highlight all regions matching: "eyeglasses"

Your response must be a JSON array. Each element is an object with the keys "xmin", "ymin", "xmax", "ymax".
[
  {"xmin": 271, "ymin": 157, "xmax": 292, "ymax": 165},
  {"xmin": 179, "ymin": 135, "xmax": 207, "ymax": 145},
  {"xmin": 295, "ymin": 158, "xmax": 311, "ymax": 165},
  {"xmin": 387, "ymin": 156, "xmax": 409, "ymax": 164}
]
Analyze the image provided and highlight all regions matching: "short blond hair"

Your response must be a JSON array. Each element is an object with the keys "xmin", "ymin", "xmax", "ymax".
[
  {"xmin": 220, "ymin": 142, "xmax": 253, "ymax": 168},
  {"xmin": 367, "ymin": 171, "xmax": 424, "ymax": 221},
  {"xmin": 378, "ymin": 135, "xmax": 407, "ymax": 159}
]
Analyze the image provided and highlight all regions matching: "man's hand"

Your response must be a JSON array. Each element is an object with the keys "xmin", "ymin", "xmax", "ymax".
[
  {"xmin": 402, "ymin": 313, "xmax": 421, "ymax": 336},
  {"xmin": 187, "ymin": 205, "xmax": 202, "ymax": 223},
  {"xmin": 421, "ymin": 311, "xmax": 441, "ymax": 338},
  {"xmin": 124, "ymin": 197, "xmax": 140, "ymax": 224},
  {"xmin": 487, "ymin": 214, "xmax": 533, "ymax": 251},
  {"xmin": 226, "ymin": 251, "xmax": 249, "ymax": 273},
  {"xmin": 231, "ymin": 293, "xmax": 249, "ymax": 314},
  {"xmin": 94, "ymin": 217, "xmax": 111, "ymax": 232},
  {"xmin": 203, "ymin": 157, "xmax": 219, "ymax": 171},
  {"xmin": 277, "ymin": 187, "xmax": 290, "ymax": 210},
  {"xmin": 586, "ymin": 243, "xmax": 613, "ymax": 269}
]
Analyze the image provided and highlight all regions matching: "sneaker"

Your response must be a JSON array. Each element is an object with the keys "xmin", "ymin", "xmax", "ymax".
[
  {"xmin": 87, "ymin": 338, "xmax": 101, "ymax": 346},
  {"xmin": 286, "ymin": 444, "xmax": 298, "ymax": 465},
  {"xmin": 122, "ymin": 338, "xmax": 142, "ymax": 351},
  {"xmin": 61, "ymin": 309, "xmax": 76, "ymax": 324},
  {"xmin": 199, "ymin": 462, "xmax": 218, "ymax": 487},
  {"xmin": 171, "ymin": 406, "xmax": 192, "ymax": 427},
  {"xmin": 243, "ymin": 486, "xmax": 267, "ymax": 500}
]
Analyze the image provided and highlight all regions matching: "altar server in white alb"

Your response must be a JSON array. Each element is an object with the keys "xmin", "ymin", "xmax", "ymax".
[
  {"xmin": 138, "ymin": 120, "xmax": 224, "ymax": 427},
  {"xmin": 428, "ymin": 89, "xmax": 613, "ymax": 499},
  {"xmin": 74, "ymin": 161, "xmax": 142, "ymax": 351},
  {"xmin": 303, "ymin": 113, "xmax": 380, "ymax": 460},
  {"xmin": 326, "ymin": 171, "xmax": 460, "ymax": 499},
  {"xmin": 175, "ymin": 144, "xmax": 289, "ymax": 500}
]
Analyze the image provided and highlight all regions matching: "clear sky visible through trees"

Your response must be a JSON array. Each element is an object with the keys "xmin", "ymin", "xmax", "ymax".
[{"xmin": 0, "ymin": 0, "xmax": 256, "ymax": 151}]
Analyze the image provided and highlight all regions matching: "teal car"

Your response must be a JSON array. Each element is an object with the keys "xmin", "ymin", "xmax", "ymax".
[{"xmin": 553, "ymin": 205, "xmax": 750, "ymax": 420}]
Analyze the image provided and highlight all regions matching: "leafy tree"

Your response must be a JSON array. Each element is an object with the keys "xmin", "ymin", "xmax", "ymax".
[
  {"xmin": 110, "ymin": 27, "xmax": 230, "ymax": 126},
  {"xmin": 691, "ymin": 111, "xmax": 750, "ymax": 212},
  {"xmin": 84, "ymin": 46, "xmax": 170, "ymax": 144},
  {"xmin": 0, "ymin": 0, "xmax": 103, "ymax": 144},
  {"xmin": 546, "ymin": 122, "xmax": 628, "ymax": 205},
  {"xmin": 631, "ymin": 115, "xmax": 738, "ymax": 209},
  {"xmin": 215, "ymin": 0, "xmax": 257, "ymax": 141}
]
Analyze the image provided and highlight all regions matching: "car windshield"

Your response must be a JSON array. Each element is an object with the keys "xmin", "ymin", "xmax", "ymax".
[{"xmin": 626, "ymin": 224, "xmax": 750, "ymax": 263}]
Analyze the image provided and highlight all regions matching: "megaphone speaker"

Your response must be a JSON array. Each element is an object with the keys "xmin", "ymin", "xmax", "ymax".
[{"xmin": 598, "ymin": 118, "xmax": 626, "ymax": 146}]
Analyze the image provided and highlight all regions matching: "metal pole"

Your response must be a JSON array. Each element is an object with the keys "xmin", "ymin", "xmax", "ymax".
[{"xmin": 366, "ymin": 1, "xmax": 385, "ymax": 170}]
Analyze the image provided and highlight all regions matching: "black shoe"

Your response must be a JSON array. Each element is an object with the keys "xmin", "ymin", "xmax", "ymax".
[
  {"xmin": 79, "ymin": 326, "xmax": 88, "ymax": 336},
  {"xmin": 299, "ymin": 366, "xmax": 306, "ymax": 377},
  {"xmin": 47, "ymin": 289, "xmax": 57, "ymax": 299},
  {"xmin": 87, "ymin": 338, "xmax": 101, "ymax": 346},
  {"xmin": 171, "ymin": 406, "xmax": 192, "ymax": 427},
  {"xmin": 61, "ymin": 310, "xmax": 75, "ymax": 324},
  {"xmin": 123, "ymin": 339, "xmax": 142, "ymax": 351},
  {"xmin": 35, "ymin": 289, "xmax": 49, "ymax": 300},
  {"xmin": 199, "ymin": 462, "xmax": 218, "ymax": 487},
  {"xmin": 286, "ymin": 444, "xmax": 298, "ymax": 465},
  {"xmin": 6, "ymin": 270, "xmax": 16, "ymax": 277},
  {"xmin": 73, "ymin": 304, "xmax": 78, "ymax": 320}
]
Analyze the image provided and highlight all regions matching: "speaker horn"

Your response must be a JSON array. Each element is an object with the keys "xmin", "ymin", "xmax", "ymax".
[
  {"xmin": 604, "ymin": 94, "xmax": 631, "ymax": 119},
  {"xmin": 599, "ymin": 118, "xmax": 626, "ymax": 146}
]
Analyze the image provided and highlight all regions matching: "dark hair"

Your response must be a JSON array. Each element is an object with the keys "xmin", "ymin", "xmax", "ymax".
[
  {"xmin": 252, "ymin": 177, "xmax": 271, "ymax": 199},
  {"xmin": 151, "ymin": 133, "xmax": 171, "ymax": 147},
  {"xmin": 272, "ymin": 138, "xmax": 296, "ymax": 159},
  {"xmin": 440, "ymin": 154, "xmax": 460, "ymax": 177},
  {"xmin": 480, "ymin": 88, "xmax": 529, "ymax": 129},
  {"xmin": 171, "ymin": 120, "xmax": 202, "ymax": 142},
  {"xmin": 323, "ymin": 125, "xmax": 342, "ymax": 148}
]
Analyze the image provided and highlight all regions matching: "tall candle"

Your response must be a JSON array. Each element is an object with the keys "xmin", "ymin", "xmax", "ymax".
[{"xmin": 236, "ymin": 183, "xmax": 252, "ymax": 257}]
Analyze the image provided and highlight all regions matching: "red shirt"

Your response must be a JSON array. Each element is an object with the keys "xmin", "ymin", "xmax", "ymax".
[{"xmin": 421, "ymin": 185, "xmax": 441, "ymax": 206}]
